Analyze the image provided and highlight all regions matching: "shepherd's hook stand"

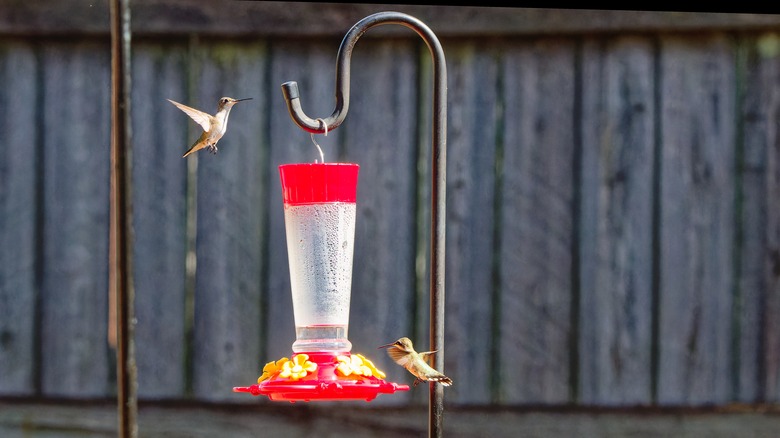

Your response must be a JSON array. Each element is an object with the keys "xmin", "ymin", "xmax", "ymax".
[{"xmin": 281, "ymin": 11, "xmax": 447, "ymax": 438}]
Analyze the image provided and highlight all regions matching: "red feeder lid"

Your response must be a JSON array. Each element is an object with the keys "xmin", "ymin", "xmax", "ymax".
[
  {"xmin": 279, "ymin": 163, "xmax": 359, "ymax": 205},
  {"xmin": 233, "ymin": 352, "xmax": 409, "ymax": 402}
]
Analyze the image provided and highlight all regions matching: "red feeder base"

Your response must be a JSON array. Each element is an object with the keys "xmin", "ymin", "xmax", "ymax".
[{"xmin": 233, "ymin": 352, "xmax": 409, "ymax": 402}]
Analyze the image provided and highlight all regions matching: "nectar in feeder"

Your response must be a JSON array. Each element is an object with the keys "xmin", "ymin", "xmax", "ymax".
[{"xmin": 280, "ymin": 162, "xmax": 359, "ymax": 353}]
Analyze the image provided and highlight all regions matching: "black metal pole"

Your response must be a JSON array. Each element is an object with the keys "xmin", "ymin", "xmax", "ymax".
[
  {"xmin": 281, "ymin": 12, "xmax": 447, "ymax": 437},
  {"xmin": 109, "ymin": 0, "xmax": 137, "ymax": 436}
]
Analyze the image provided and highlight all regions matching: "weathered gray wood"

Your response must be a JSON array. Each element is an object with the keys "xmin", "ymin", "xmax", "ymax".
[
  {"xmin": 763, "ymin": 72, "xmax": 780, "ymax": 402},
  {"xmin": 411, "ymin": 39, "xmax": 437, "ymax": 400},
  {"xmin": 578, "ymin": 37, "xmax": 655, "ymax": 405},
  {"xmin": 736, "ymin": 34, "xmax": 772, "ymax": 403},
  {"xmin": 0, "ymin": 42, "xmax": 38, "ymax": 395},
  {"xmin": 339, "ymin": 38, "xmax": 418, "ymax": 405},
  {"xmin": 440, "ymin": 41, "xmax": 501, "ymax": 405},
  {"xmin": 412, "ymin": 47, "xmax": 433, "ymax": 381},
  {"xmin": 39, "ymin": 41, "xmax": 112, "ymax": 397},
  {"xmin": 498, "ymin": 39, "xmax": 576, "ymax": 404},
  {"xmin": 190, "ymin": 41, "xmax": 268, "ymax": 401},
  {"xmin": 749, "ymin": 33, "xmax": 780, "ymax": 403},
  {"xmin": 5, "ymin": 1, "xmax": 780, "ymax": 37},
  {"xmin": 4, "ymin": 27, "xmax": 780, "ymax": 411},
  {"xmin": 264, "ymin": 40, "xmax": 346, "ymax": 363},
  {"xmin": 657, "ymin": 35, "xmax": 737, "ymax": 405},
  {"xmin": 130, "ymin": 42, "xmax": 190, "ymax": 398}
]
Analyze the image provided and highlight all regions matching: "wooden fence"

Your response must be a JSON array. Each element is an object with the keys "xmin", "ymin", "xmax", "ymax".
[{"xmin": 3, "ymin": 2, "xmax": 780, "ymax": 413}]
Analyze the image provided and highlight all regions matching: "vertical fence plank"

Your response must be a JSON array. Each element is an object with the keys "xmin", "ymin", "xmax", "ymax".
[
  {"xmin": 737, "ymin": 34, "xmax": 770, "ymax": 403},
  {"xmin": 0, "ymin": 42, "xmax": 38, "ymax": 396},
  {"xmin": 441, "ymin": 42, "xmax": 501, "ymax": 405},
  {"xmin": 265, "ymin": 39, "xmax": 345, "ymax": 362},
  {"xmin": 578, "ymin": 37, "xmax": 655, "ymax": 405},
  {"xmin": 131, "ymin": 42, "xmax": 189, "ymax": 398},
  {"xmin": 341, "ymin": 39, "xmax": 419, "ymax": 405},
  {"xmin": 749, "ymin": 33, "xmax": 780, "ymax": 403},
  {"xmin": 191, "ymin": 42, "xmax": 268, "ymax": 401},
  {"xmin": 40, "ymin": 42, "xmax": 112, "ymax": 397},
  {"xmin": 498, "ymin": 39, "xmax": 576, "ymax": 404},
  {"xmin": 657, "ymin": 35, "xmax": 736, "ymax": 405},
  {"xmin": 410, "ymin": 41, "xmax": 441, "ymax": 403},
  {"xmin": 414, "ymin": 45, "xmax": 433, "ymax": 389}
]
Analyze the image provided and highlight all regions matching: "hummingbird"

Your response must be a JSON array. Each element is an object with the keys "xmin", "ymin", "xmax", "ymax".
[
  {"xmin": 167, "ymin": 97, "xmax": 252, "ymax": 158},
  {"xmin": 379, "ymin": 337, "xmax": 453, "ymax": 387}
]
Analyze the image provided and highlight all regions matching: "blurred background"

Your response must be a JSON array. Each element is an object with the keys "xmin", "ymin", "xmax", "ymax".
[{"xmin": 3, "ymin": 1, "xmax": 780, "ymax": 436}]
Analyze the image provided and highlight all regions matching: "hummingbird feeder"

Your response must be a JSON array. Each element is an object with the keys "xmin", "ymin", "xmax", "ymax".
[
  {"xmin": 234, "ymin": 11, "xmax": 448, "ymax": 428},
  {"xmin": 234, "ymin": 162, "xmax": 410, "ymax": 402}
]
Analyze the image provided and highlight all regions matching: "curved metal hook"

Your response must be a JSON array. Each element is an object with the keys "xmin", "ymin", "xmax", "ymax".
[
  {"xmin": 281, "ymin": 11, "xmax": 446, "ymax": 136},
  {"xmin": 281, "ymin": 11, "xmax": 448, "ymax": 438}
]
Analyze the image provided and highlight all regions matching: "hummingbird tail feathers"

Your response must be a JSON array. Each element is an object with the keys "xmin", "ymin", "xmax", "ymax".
[
  {"xmin": 430, "ymin": 375, "xmax": 453, "ymax": 386},
  {"xmin": 182, "ymin": 136, "xmax": 212, "ymax": 158},
  {"xmin": 413, "ymin": 375, "xmax": 452, "ymax": 387}
]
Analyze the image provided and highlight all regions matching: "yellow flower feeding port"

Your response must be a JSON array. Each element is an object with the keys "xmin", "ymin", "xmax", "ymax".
[{"xmin": 235, "ymin": 351, "xmax": 404, "ymax": 402}]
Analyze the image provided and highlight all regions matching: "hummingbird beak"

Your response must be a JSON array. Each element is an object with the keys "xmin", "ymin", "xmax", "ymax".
[
  {"xmin": 234, "ymin": 98, "xmax": 252, "ymax": 102},
  {"xmin": 378, "ymin": 342, "xmax": 395, "ymax": 349}
]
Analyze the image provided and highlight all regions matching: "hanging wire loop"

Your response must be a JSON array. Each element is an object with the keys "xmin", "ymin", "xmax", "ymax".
[{"xmin": 310, "ymin": 118, "xmax": 327, "ymax": 163}]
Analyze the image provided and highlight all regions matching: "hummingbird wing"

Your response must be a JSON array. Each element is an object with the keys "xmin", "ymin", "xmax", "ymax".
[
  {"xmin": 386, "ymin": 348, "xmax": 411, "ymax": 367},
  {"xmin": 418, "ymin": 350, "xmax": 438, "ymax": 365},
  {"xmin": 167, "ymin": 99, "xmax": 214, "ymax": 132}
]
